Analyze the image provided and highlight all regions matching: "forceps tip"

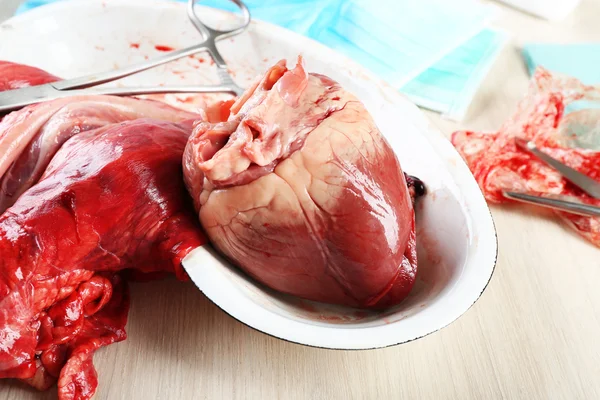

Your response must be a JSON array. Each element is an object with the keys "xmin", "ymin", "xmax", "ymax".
[{"xmin": 514, "ymin": 137, "xmax": 535, "ymax": 151}]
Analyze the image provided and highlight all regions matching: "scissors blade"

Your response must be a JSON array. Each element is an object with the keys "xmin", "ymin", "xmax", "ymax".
[
  {"xmin": 52, "ymin": 44, "xmax": 211, "ymax": 91},
  {"xmin": 75, "ymin": 84, "xmax": 243, "ymax": 97},
  {"xmin": 515, "ymin": 137, "xmax": 600, "ymax": 199},
  {"xmin": 0, "ymin": 84, "xmax": 63, "ymax": 113},
  {"xmin": 0, "ymin": 81, "xmax": 244, "ymax": 113},
  {"xmin": 503, "ymin": 191, "xmax": 600, "ymax": 217}
]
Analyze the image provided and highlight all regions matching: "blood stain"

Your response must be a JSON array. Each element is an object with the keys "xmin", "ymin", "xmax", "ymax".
[{"xmin": 154, "ymin": 45, "xmax": 174, "ymax": 52}]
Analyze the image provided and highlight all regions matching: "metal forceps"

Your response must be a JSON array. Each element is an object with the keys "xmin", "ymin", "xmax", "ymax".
[
  {"xmin": 0, "ymin": 0, "xmax": 250, "ymax": 113},
  {"xmin": 503, "ymin": 137, "xmax": 600, "ymax": 217}
]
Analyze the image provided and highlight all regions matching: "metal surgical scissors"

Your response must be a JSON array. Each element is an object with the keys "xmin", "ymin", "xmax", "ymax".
[
  {"xmin": 503, "ymin": 137, "xmax": 600, "ymax": 217},
  {"xmin": 0, "ymin": 0, "xmax": 250, "ymax": 113}
]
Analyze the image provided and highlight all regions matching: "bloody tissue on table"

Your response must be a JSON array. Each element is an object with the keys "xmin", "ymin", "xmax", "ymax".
[{"xmin": 451, "ymin": 67, "xmax": 600, "ymax": 247}]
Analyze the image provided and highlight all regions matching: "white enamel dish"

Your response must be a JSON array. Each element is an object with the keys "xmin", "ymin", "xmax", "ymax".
[{"xmin": 0, "ymin": 0, "xmax": 498, "ymax": 350}]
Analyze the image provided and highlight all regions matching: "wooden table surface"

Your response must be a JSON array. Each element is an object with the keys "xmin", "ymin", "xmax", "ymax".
[{"xmin": 1, "ymin": 0, "xmax": 600, "ymax": 399}]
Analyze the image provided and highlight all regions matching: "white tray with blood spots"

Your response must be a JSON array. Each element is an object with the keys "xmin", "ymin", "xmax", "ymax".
[{"xmin": 0, "ymin": 1, "xmax": 497, "ymax": 397}]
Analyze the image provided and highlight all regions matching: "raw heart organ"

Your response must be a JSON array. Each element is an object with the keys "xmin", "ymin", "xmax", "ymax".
[{"xmin": 183, "ymin": 58, "xmax": 418, "ymax": 309}]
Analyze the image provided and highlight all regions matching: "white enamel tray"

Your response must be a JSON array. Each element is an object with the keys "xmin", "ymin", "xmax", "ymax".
[{"xmin": 0, "ymin": 0, "xmax": 497, "ymax": 350}]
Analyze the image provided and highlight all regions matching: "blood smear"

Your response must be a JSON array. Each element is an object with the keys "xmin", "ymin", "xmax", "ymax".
[
  {"xmin": 155, "ymin": 45, "xmax": 175, "ymax": 52},
  {"xmin": 130, "ymin": 43, "xmax": 140, "ymax": 49}
]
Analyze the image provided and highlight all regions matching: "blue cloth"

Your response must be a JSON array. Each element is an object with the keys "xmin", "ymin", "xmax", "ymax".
[
  {"xmin": 15, "ymin": 0, "xmax": 502, "ymax": 121},
  {"xmin": 522, "ymin": 43, "xmax": 600, "ymax": 85},
  {"xmin": 403, "ymin": 28, "xmax": 507, "ymax": 120},
  {"xmin": 300, "ymin": 0, "xmax": 494, "ymax": 88}
]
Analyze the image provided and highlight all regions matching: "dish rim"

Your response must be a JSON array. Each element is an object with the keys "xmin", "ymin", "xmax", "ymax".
[{"xmin": 0, "ymin": 0, "xmax": 499, "ymax": 350}]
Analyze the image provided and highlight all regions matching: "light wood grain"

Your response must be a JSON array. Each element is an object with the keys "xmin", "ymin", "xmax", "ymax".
[{"xmin": 2, "ymin": 1, "xmax": 600, "ymax": 399}]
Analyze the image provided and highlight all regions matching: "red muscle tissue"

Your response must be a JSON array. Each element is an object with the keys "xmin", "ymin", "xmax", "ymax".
[
  {"xmin": 0, "ymin": 61, "xmax": 60, "ymax": 91},
  {"xmin": 0, "ymin": 62, "xmax": 197, "ymax": 213},
  {"xmin": 452, "ymin": 67, "xmax": 600, "ymax": 247},
  {"xmin": 0, "ymin": 63, "xmax": 207, "ymax": 399}
]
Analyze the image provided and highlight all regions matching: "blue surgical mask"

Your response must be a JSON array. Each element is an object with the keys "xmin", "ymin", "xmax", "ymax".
[
  {"xmin": 303, "ymin": 0, "xmax": 497, "ymax": 88},
  {"xmin": 16, "ymin": 0, "xmax": 502, "ymax": 121},
  {"xmin": 402, "ymin": 28, "xmax": 508, "ymax": 121}
]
